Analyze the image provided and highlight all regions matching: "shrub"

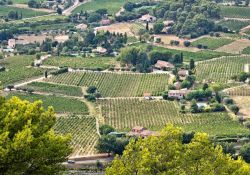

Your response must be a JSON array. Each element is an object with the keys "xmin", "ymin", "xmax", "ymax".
[
  {"xmin": 87, "ymin": 86, "xmax": 97, "ymax": 94},
  {"xmin": 184, "ymin": 41, "xmax": 191, "ymax": 47}
]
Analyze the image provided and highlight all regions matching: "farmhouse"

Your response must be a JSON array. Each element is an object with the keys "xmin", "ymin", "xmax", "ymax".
[
  {"xmin": 178, "ymin": 69, "xmax": 189, "ymax": 80},
  {"xmin": 100, "ymin": 19, "xmax": 111, "ymax": 26},
  {"xmin": 127, "ymin": 126, "xmax": 157, "ymax": 138},
  {"xmin": 8, "ymin": 39, "xmax": 16, "ymax": 49},
  {"xmin": 92, "ymin": 47, "xmax": 107, "ymax": 54},
  {"xmin": 154, "ymin": 60, "xmax": 174, "ymax": 70},
  {"xmin": 139, "ymin": 14, "xmax": 156, "ymax": 22},
  {"xmin": 168, "ymin": 89, "xmax": 191, "ymax": 99},
  {"xmin": 163, "ymin": 20, "xmax": 174, "ymax": 26}
]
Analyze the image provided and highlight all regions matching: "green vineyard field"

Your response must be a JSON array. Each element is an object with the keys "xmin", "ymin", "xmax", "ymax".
[
  {"xmin": 53, "ymin": 116, "xmax": 99, "ymax": 156},
  {"xmin": 45, "ymin": 72, "xmax": 169, "ymax": 97},
  {"xmin": 99, "ymin": 98, "xmax": 249, "ymax": 137},
  {"xmin": 7, "ymin": 92, "xmax": 89, "ymax": 114},
  {"xmin": 195, "ymin": 56, "xmax": 250, "ymax": 83}
]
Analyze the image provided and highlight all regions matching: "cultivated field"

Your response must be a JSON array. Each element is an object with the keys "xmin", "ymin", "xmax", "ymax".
[
  {"xmin": 45, "ymin": 72, "xmax": 169, "ymax": 97},
  {"xmin": 98, "ymin": 98, "xmax": 249, "ymax": 136},
  {"xmin": 195, "ymin": 56, "xmax": 250, "ymax": 83},
  {"xmin": 0, "ymin": 55, "xmax": 44, "ymax": 86},
  {"xmin": 7, "ymin": 92, "xmax": 89, "ymax": 114},
  {"xmin": 191, "ymin": 37, "xmax": 234, "ymax": 50},
  {"xmin": 22, "ymin": 82, "xmax": 83, "ymax": 96},
  {"xmin": 44, "ymin": 56, "xmax": 118, "ymax": 69},
  {"xmin": 0, "ymin": 6, "xmax": 48, "ymax": 18},
  {"xmin": 225, "ymin": 85, "xmax": 250, "ymax": 96},
  {"xmin": 216, "ymin": 39, "xmax": 250, "ymax": 54},
  {"xmin": 221, "ymin": 5, "xmax": 250, "ymax": 19},
  {"xmin": 53, "ymin": 116, "xmax": 99, "ymax": 157}
]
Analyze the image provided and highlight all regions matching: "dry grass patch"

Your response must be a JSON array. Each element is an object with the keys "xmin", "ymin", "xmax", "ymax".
[
  {"xmin": 216, "ymin": 39, "xmax": 250, "ymax": 54},
  {"xmin": 232, "ymin": 96, "xmax": 250, "ymax": 118}
]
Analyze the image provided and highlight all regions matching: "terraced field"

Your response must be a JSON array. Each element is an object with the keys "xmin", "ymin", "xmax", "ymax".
[
  {"xmin": 7, "ymin": 92, "xmax": 89, "ymax": 114},
  {"xmin": 0, "ymin": 55, "xmax": 44, "ymax": 86},
  {"xmin": 53, "ymin": 116, "xmax": 99, "ymax": 157},
  {"xmin": 45, "ymin": 72, "xmax": 169, "ymax": 97},
  {"xmin": 195, "ymin": 56, "xmax": 250, "ymax": 83},
  {"xmin": 98, "ymin": 98, "xmax": 249, "ymax": 136}
]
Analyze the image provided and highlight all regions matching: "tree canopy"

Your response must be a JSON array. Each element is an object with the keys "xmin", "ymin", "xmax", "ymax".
[
  {"xmin": 0, "ymin": 97, "xmax": 71, "ymax": 174},
  {"xmin": 106, "ymin": 125, "xmax": 250, "ymax": 175}
]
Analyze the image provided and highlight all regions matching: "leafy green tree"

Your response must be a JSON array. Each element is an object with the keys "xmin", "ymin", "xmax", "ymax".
[
  {"xmin": 240, "ymin": 143, "xmax": 250, "ymax": 163},
  {"xmin": 229, "ymin": 104, "xmax": 239, "ymax": 114},
  {"xmin": 153, "ymin": 22, "xmax": 164, "ymax": 34},
  {"xmin": 99, "ymin": 124, "xmax": 115, "ymax": 135},
  {"xmin": 190, "ymin": 99, "xmax": 199, "ymax": 113},
  {"xmin": 87, "ymin": 86, "xmax": 97, "ymax": 94},
  {"xmin": 0, "ymin": 97, "xmax": 71, "ymax": 174},
  {"xmin": 87, "ymin": 12, "xmax": 101, "ymax": 23},
  {"xmin": 106, "ymin": 125, "xmax": 250, "ymax": 175}
]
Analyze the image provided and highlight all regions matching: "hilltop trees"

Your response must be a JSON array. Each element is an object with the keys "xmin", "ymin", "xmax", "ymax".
[
  {"xmin": 106, "ymin": 125, "xmax": 250, "ymax": 175},
  {"xmin": 0, "ymin": 97, "xmax": 71, "ymax": 174},
  {"xmin": 153, "ymin": 0, "xmax": 220, "ymax": 37}
]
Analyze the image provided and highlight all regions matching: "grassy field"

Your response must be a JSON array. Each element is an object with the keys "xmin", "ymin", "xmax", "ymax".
[
  {"xmin": 0, "ymin": 6, "xmax": 48, "ymax": 18},
  {"xmin": 21, "ymin": 82, "xmax": 83, "ymax": 96},
  {"xmin": 73, "ymin": 0, "xmax": 140, "ymax": 15},
  {"xmin": 218, "ymin": 20, "xmax": 250, "ymax": 31},
  {"xmin": 221, "ymin": 5, "xmax": 250, "ymax": 19},
  {"xmin": 0, "ymin": 55, "xmax": 44, "ymax": 86},
  {"xmin": 98, "ymin": 98, "xmax": 249, "ymax": 137},
  {"xmin": 53, "ymin": 116, "xmax": 99, "ymax": 157},
  {"xmin": 44, "ymin": 56, "xmax": 118, "ymax": 69},
  {"xmin": 45, "ymin": 72, "xmax": 169, "ymax": 97},
  {"xmin": 7, "ymin": 92, "xmax": 89, "ymax": 114},
  {"xmin": 191, "ymin": 37, "xmax": 234, "ymax": 50},
  {"xmin": 133, "ymin": 43, "xmax": 234, "ymax": 62},
  {"xmin": 195, "ymin": 56, "xmax": 250, "ymax": 83}
]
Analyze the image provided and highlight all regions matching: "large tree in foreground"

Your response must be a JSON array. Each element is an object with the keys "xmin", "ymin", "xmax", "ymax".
[
  {"xmin": 0, "ymin": 97, "xmax": 72, "ymax": 174},
  {"xmin": 106, "ymin": 125, "xmax": 250, "ymax": 175}
]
